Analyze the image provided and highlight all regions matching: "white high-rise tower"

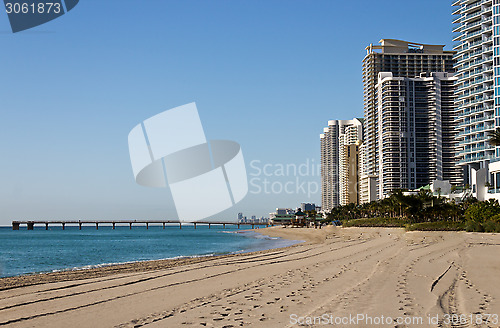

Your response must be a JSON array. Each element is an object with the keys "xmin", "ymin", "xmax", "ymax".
[{"xmin": 452, "ymin": 0, "xmax": 497, "ymax": 190}]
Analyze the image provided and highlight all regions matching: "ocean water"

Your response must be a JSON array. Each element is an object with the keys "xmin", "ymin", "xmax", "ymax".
[{"xmin": 0, "ymin": 225, "xmax": 299, "ymax": 278}]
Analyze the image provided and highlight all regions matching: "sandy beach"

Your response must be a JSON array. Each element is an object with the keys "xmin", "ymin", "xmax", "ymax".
[{"xmin": 1, "ymin": 226, "xmax": 500, "ymax": 327}]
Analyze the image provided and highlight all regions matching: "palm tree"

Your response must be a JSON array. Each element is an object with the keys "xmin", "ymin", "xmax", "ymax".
[
  {"xmin": 390, "ymin": 189, "xmax": 407, "ymax": 217},
  {"xmin": 488, "ymin": 128, "xmax": 500, "ymax": 146}
]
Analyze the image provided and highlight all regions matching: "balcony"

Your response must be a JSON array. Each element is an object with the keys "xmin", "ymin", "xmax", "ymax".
[
  {"xmin": 460, "ymin": 77, "xmax": 493, "ymax": 90},
  {"xmin": 462, "ymin": 9, "xmax": 489, "ymax": 24},
  {"xmin": 458, "ymin": 135, "xmax": 489, "ymax": 145},
  {"xmin": 461, "ymin": 1, "xmax": 483, "ymax": 14},
  {"xmin": 457, "ymin": 145, "xmax": 494, "ymax": 155},
  {"xmin": 462, "ymin": 105, "xmax": 494, "ymax": 115},
  {"xmin": 458, "ymin": 115, "xmax": 494, "ymax": 127},
  {"xmin": 458, "ymin": 154, "xmax": 495, "ymax": 164},
  {"xmin": 458, "ymin": 125, "xmax": 495, "ymax": 136},
  {"xmin": 461, "ymin": 19, "xmax": 483, "ymax": 33},
  {"xmin": 458, "ymin": 86, "xmax": 493, "ymax": 100},
  {"xmin": 470, "ymin": 68, "xmax": 493, "ymax": 79},
  {"xmin": 458, "ymin": 98, "xmax": 483, "ymax": 107},
  {"xmin": 462, "ymin": 27, "xmax": 492, "ymax": 42},
  {"xmin": 458, "ymin": 37, "xmax": 493, "ymax": 57},
  {"xmin": 453, "ymin": 7, "xmax": 463, "ymax": 16}
]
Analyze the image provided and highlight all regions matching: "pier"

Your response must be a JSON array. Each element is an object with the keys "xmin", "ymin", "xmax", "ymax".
[{"xmin": 11, "ymin": 220, "xmax": 270, "ymax": 230}]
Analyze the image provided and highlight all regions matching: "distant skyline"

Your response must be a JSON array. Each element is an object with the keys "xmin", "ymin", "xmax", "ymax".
[{"xmin": 0, "ymin": 0, "xmax": 455, "ymax": 225}]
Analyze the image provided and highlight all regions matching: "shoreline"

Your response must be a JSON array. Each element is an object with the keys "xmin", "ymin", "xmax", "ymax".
[
  {"xmin": 0, "ymin": 227, "xmax": 305, "ymax": 291},
  {"xmin": 0, "ymin": 226, "xmax": 492, "ymax": 289},
  {"xmin": 2, "ymin": 227, "xmax": 500, "ymax": 328}
]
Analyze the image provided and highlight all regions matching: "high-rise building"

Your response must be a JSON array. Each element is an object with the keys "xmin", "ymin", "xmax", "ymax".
[
  {"xmin": 320, "ymin": 118, "xmax": 362, "ymax": 212},
  {"xmin": 339, "ymin": 141, "xmax": 361, "ymax": 205},
  {"xmin": 376, "ymin": 72, "xmax": 462, "ymax": 198},
  {"xmin": 452, "ymin": 0, "xmax": 496, "ymax": 189},
  {"xmin": 363, "ymin": 39, "xmax": 456, "ymax": 195},
  {"xmin": 300, "ymin": 203, "xmax": 316, "ymax": 212},
  {"xmin": 338, "ymin": 121, "xmax": 364, "ymax": 206},
  {"xmin": 358, "ymin": 141, "xmax": 377, "ymax": 204}
]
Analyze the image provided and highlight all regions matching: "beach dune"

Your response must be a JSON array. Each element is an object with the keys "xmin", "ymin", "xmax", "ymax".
[{"xmin": 1, "ymin": 227, "xmax": 499, "ymax": 327}]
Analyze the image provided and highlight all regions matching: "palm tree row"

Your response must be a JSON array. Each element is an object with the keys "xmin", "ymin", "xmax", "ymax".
[{"xmin": 324, "ymin": 190, "xmax": 474, "ymax": 224}]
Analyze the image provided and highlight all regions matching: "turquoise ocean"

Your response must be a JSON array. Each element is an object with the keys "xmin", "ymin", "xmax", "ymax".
[{"xmin": 0, "ymin": 225, "xmax": 299, "ymax": 278}]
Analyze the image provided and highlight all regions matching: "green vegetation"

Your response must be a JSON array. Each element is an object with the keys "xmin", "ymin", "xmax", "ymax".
[
  {"xmin": 406, "ymin": 221, "xmax": 465, "ymax": 231},
  {"xmin": 464, "ymin": 199, "xmax": 500, "ymax": 232},
  {"xmin": 322, "ymin": 189, "xmax": 500, "ymax": 233},
  {"xmin": 342, "ymin": 217, "xmax": 409, "ymax": 228}
]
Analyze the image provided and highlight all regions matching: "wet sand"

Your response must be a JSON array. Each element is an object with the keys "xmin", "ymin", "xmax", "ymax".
[{"xmin": 1, "ymin": 226, "xmax": 500, "ymax": 327}]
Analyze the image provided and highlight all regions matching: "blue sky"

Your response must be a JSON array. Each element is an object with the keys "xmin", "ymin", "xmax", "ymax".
[{"xmin": 0, "ymin": 0, "xmax": 455, "ymax": 225}]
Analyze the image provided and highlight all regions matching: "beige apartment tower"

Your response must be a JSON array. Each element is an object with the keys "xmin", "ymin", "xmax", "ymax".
[
  {"xmin": 339, "ymin": 142, "xmax": 360, "ymax": 205},
  {"xmin": 320, "ymin": 118, "xmax": 362, "ymax": 212}
]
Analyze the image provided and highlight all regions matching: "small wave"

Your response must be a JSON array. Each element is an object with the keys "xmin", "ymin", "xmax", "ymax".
[
  {"xmin": 235, "ymin": 230, "xmax": 280, "ymax": 240},
  {"xmin": 51, "ymin": 253, "xmax": 218, "ymax": 273}
]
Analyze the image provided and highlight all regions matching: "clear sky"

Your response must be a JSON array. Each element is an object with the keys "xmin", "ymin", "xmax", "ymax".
[{"xmin": 0, "ymin": 0, "xmax": 455, "ymax": 225}]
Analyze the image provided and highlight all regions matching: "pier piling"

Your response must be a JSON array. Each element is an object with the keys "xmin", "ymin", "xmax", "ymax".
[{"xmin": 11, "ymin": 220, "xmax": 268, "ymax": 231}]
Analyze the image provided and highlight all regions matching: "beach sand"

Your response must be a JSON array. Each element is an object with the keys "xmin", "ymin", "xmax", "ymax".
[{"xmin": 1, "ymin": 226, "xmax": 500, "ymax": 327}]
